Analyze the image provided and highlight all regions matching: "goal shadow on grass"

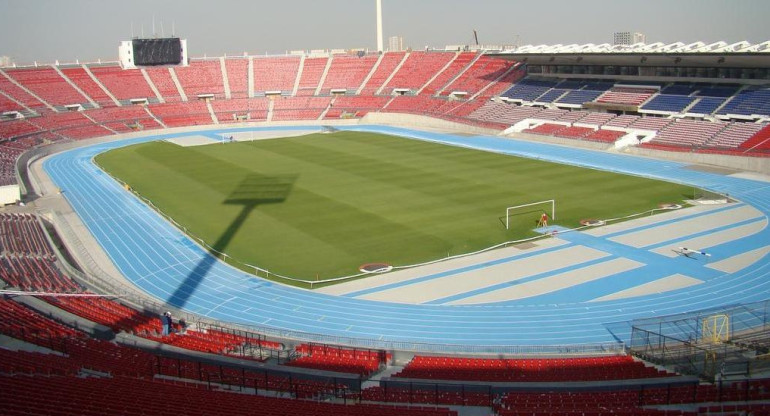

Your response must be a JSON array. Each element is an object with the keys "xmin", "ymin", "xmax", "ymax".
[{"xmin": 166, "ymin": 173, "xmax": 296, "ymax": 309}]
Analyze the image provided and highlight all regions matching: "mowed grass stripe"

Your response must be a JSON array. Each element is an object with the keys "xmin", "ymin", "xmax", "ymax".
[{"xmin": 96, "ymin": 131, "xmax": 693, "ymax": 284}]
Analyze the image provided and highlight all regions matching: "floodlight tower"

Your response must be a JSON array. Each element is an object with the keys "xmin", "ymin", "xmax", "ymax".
[{"xmin": 376, "ymin": 0, "xmax": 384, "ymax": 52}]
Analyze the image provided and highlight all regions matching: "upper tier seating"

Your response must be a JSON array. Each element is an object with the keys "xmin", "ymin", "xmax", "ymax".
[
  {"xmin": 661, "ymin": 83, "xmax": 699, "ymax": 95},
  {"xmin": 382, "ymin": 51, "xmax": 455, "ymax": 95},
  {"xmin": 175, "ymin": 60, "xmax": 226, "ymax": 98},
  {"xmin": 0, "ymin": 72, "xmax": 45, "ymax": 108},
  {"xmin": 319, "ymin": 54, "xmax": 379, "ymax": 95},
  {"xmin": 360, "ymin": 52, "xmax": 406, "ymax": 95},
  {"xmin": 687, "ymin": 96, "xmax": 726, "ymax": 114},
  {"xmin": 641, "ymin": 94, "xmax": 697, "ymax": 113},
  {"xmin": 421, "ymin": 52, "xmax": 476, "ymax": 96},
  {"xmin": 88, "ymin": 65, "xmax": 155, "ymax": 101},
  {"xmin": 535, "ymin": 88, "xmax": 567, "ymax": 103},
  {"xmin": 501, "ymin": 78, "xmax": 560, "ymax": 102},
  {"xmin": 225, "ymin": 57, "xmax": 249, "ymax": 99},
  {"xmin": 145, "ymin": 67, "xmax": 183, "ymax": 102},
  {"xmin": 253, "ymin": 56, "xmax": 301, "ymax": 94},
  {"xmin": 718, "ymin": 87, "xmax": 770, "ymax": 117},
  {"xmin": 477, "ymin": 65, "xmax": 527, "ymax": 99},
  {"xmin": 295, "ymin": 57, "xmax": 328, "ymax": 96},
  {"xmin": 394, "ymin": 355, "xmax": 674, "ymax": 382},
  {"xmin": 60, "ymin": 66, "xmax": 115, "ymax": 106},
  {"xmin": 440, "ymin": 55, "xmax": 515, "ymax": 97},
  {"xmin": 697, "ymin": 85, "xmax": 741, "ymax": 97},
  {"xmin": 5, "ymin": 67, "xmax": 88, "ymax": 106},
  {"xmin": 0, "ymin": 91, "xmax": 24, "ymax": 113}
]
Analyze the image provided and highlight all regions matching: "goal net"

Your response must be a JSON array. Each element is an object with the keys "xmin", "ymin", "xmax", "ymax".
[{"xmin": 505, "ymin": 199, "xmax": 556, "ymax": 230}]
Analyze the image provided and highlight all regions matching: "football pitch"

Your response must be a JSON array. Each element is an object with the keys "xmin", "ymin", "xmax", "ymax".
[{"xmin": 95, "ymin": 131, "xmax": 694, "ymax": 284}]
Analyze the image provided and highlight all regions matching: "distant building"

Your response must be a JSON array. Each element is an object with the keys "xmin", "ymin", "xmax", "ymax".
[
  {"xmin": 388, "ymin": 36, "xmax": 404, "ymax": 52},
  {"xmin": 0, "ymin": 56, "xmax": 12, "ymax": 67},
  {"xmin": 613, "ymin": 32, "xmax": 646, "ymax": 46}
]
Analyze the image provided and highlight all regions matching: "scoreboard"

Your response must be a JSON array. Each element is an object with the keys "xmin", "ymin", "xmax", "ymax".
[{"xmin": 119, "ymin": 37, "xmax": 188, "ymax": 69}]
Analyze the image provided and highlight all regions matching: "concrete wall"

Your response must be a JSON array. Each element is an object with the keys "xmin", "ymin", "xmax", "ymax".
[
  {"xmin": 362, "ymin": 112, "xmax": 502, "ymax": 136},
  {"xmin": 623, "ymin": 147, "xmax": 770, "ymax": 175},
  {"xmin": 0, "ymin": 184, "xmax": 20, "ymax": 206}
]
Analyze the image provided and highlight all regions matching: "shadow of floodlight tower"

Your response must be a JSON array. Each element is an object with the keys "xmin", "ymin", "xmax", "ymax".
[{"xmin": 166, "ymin": 173, "xmax": 297, "ymax": 309}]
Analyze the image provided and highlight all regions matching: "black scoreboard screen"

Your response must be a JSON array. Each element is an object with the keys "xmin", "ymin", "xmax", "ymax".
[{"xmin": 132, "ymin": 38, "xmax": 182, "ymax": 66}]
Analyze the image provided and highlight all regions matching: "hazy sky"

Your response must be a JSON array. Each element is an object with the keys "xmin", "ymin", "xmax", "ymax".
[{"xmin": 1, "ymin": 0, "xmax": 769, "ymax": 64}]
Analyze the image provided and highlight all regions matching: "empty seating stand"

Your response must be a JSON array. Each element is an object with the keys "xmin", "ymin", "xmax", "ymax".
[
  {"xmin": 641, "ymin": 94, "xmax": 697, "ymax": 113},
  {"xmin": 421, "ymin": 51, "xmax": 476, "ymax": 96},
  {"xmin": 719, "ymin": 87, "xmax": 770, "ymax": 117},
  {"xmin": 60, "ymin": 66, "xmax": 116, "ymax": 106},
  {"xmin": 253, "ymin": 56, "xmax": 301, "ymax": 95},
  {"xmin": 440, "ymin": 55, "xmax": 516, "ymax": 97},
  {"xmin": 175, "ymin": 60, "xmax": 226, "ymax": 99},
  {"xmin": 212, "ymin": 98, "xmax": 269, "ymax": 123},
  {"xmin": 359, "ymin": 52, "xmax": 406, "ymax": 95},
  {"xmin": 88, "ymin": 65, "xmax": 155, "ymax": 102},
  {"xmin": 145, "ymin": 67, "xmax": 183, "ymax": 102},
  {"xmin": 295, "ymin": 57, "xmax": 328, "ymax": 96},
  {"xmin": 382, "ymin": 51, "xmax": 455, "ymax": 95},
  {"xmin": 285, "ymin": 343, "xmax": 388, "ymax": 376},
  {"xmin": 318, "ymin": 54, "xmax": 379, "ymax": 95},
  {"xmin": 502, "ymin": 78, "xmax": 560, "ymax": 102},
  {"xmin": 393, "ymin": 355, "xmax": 674, "ymax": 382},
  {"xmin": 225, "ymin": 57, "xmax": 249, "ymax": 99},
  {"xmin": 6, "ymin": 67, "xmax": 89, "ymax": 107},
  {"xmin": 596, "ymin": 87, "xmax": 657, "ymax": 106}
]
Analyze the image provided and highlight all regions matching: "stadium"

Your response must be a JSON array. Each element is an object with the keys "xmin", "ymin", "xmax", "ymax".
[{"xmin": 1, "ymin": 1, "xmax": 770, "ymax": 415}]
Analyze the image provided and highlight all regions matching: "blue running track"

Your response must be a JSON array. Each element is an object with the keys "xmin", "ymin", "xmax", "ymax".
[{"xmin": 43, "ymin": 125, "xmax": 770, "ymax": 347}]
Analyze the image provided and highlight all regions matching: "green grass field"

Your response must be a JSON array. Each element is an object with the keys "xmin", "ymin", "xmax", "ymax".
[{"xmin": 95, "ymin": 131, "xmax": 693, "ymax": 283}]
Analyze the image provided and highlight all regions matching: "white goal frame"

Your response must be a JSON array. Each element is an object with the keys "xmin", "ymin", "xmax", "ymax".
[{"xmin": 505, "ymin": 199, "xmax": 556, "ymax": 230}]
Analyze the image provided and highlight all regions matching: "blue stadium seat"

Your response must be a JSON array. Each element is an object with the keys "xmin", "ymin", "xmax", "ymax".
[
  {"xmin": 641, "ymin": 94, "xmax": 697, "ymax": 113},
  {"xmin": 688, "ymin": 97, "xmax": 727, "ymax": 114}
]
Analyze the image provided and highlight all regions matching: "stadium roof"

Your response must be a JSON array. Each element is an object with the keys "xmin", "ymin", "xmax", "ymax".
[{"xmin": 500, "ymin": 41, "xmax": 770, "ymax": 54}]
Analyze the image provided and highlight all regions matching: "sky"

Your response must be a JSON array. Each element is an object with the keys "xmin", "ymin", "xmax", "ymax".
[{"xmin": 1, "ymin": 0, "xmax": 769, "ymax": 65}]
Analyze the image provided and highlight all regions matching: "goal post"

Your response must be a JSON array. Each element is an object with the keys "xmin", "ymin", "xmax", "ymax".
[{"xmin": 505, "ymin": 199, "xmax": 555, "ymax": 230}]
